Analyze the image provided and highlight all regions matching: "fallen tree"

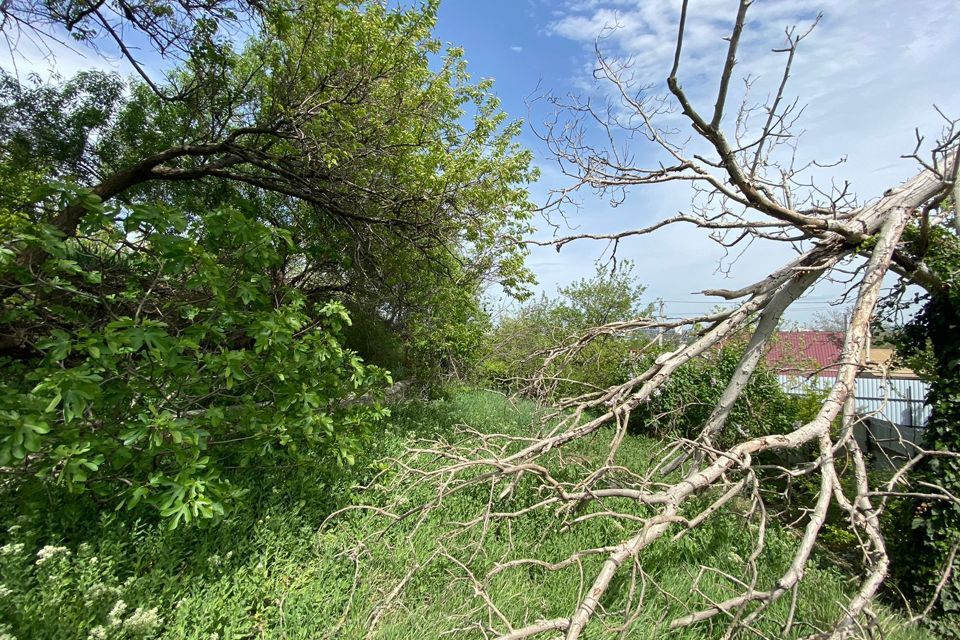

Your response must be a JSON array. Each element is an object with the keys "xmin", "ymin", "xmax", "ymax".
[{"xmin": 340, "ymin": 1, "xmax": 960, "ymax": 637}]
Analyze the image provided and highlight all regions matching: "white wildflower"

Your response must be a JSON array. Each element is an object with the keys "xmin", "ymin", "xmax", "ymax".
[
  {"xmin": 0, "ymin": 622, "xmax": 17, "ymax": 640},
  {"xmin": 108, "ymin": 599, "xmax": 127, "ymax": 626},
  {"xmin": 0, "ymin": 585, "xmax": 11, "ymax": 598},
  {"xmin": 87, "ymin": 626, "xmax": 107, "ymax": 640},
  {"xmin": 35, "ymin": 545, "xmax": 70, "ymax": 565},
  {"xmin": 84, "ymin": 583, "xmax": 118, "ymax": 606},
  {"xmin": 0, "ymin": 543, "xmax": 24, "ymax": 556},
  {"xmin": 123, "ymin": 607, "xmax": 161, "ymax": 635}
]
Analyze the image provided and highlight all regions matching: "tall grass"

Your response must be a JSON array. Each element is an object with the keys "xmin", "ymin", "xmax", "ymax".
[{"xmin": 0, "ymin": 388, "xmax": 930, "ymax": 639}]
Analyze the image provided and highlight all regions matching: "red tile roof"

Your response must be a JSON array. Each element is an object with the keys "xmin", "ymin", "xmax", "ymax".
[{"xmin": 765, "ymin": 331, "xmax": 844, "ymax": 377}]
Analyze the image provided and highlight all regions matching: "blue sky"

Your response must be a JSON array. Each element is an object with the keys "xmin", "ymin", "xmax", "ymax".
[
  {"xmin": 4, "ymin": 0, "xmax": 959, "ymax": 324},
  {"xmin": 431, "ymin": 0, "xmax": 960, "ymax": 323}
]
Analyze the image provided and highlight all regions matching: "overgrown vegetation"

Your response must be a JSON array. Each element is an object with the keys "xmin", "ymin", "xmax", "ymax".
[
  {"xmin": 0, "ymin": 389, "xmax": 932, "ymax": 639},
  {"xmin": 0, "ymin": 0, "xmax": 530, "ymax": 523},
  {"xmin": 482, "ymin": 262, "xmax": 652, "ymax": 395},
  {"xmin": 881, "ymin": 215, "xmax": 960, "ymax": 634},
  {"xmin": 1, "ymin": 0, "xmax": 959, "ymax": 637},
  {"xmin": 1, "ymin": 188, "xmax": 399, "ymax": 524},
  {"xmin": 484, "ymin": 263, "xmax": 816, "ymax": 449}
]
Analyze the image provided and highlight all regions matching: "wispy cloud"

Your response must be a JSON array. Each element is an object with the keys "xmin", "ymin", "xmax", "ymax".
[
  {"xmin": 532, "ymin": 0, "xmax": 960, "ymax": 319},
  {"xmin": 510, "ymin": 45, "xmax": 524, "ymax": 52},
  {"xmin": 546, "ymin": 0, "xmax": 960, "ymax": 194}
]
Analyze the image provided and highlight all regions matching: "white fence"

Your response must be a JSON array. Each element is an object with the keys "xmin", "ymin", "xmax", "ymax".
[{"xmin": 776, "ymin": 374, "xmax": 930, "ymax": 428}]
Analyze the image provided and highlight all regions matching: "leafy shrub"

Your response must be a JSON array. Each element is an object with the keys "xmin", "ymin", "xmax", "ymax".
[
  {"xmin": 482, "ymin": 261, "xmax": 652, "ymax": 395},
  {"xmin": 629, "ymin": 341, "xmax": 821, "ymax": 446},
  {"xmin": 1, "ymin": 187, "xmax": 391, "ymax": 526}
]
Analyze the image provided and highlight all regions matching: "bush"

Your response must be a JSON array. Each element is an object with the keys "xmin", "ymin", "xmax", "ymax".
[
  {"xmin": 0, "ymin": 189, "xmax": 391, "ymax": 526},
  {"xmin": 630, "ymin": 341, "xmax": 820, "ymax": 446},
  {"xmin": 481, "ymin": 261, "xmax": 652, "ymax": 395}
]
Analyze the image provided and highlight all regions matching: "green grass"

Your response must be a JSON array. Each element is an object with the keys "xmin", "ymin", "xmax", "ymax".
[{"xmin": 0, "ymin": 388, "xmax": 932, "ymax": 639}]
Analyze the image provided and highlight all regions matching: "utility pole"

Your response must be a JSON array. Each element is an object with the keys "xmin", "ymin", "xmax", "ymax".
[{"xmin": 656, "ymin": 299, "xmax": 665, "ymax": 347}]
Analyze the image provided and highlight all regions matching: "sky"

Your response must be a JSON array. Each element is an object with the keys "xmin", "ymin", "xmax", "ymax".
[
  {"xmin": 431, "ymin": 0, "xmax": 960, "ymax": 323},
  {"xmin": 3, "ymin": 1, "xmax": 959, "ymax": 324}
]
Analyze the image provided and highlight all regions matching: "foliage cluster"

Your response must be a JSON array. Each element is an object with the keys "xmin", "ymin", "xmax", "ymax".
[
  {"xmin": 1, "ymin": 188, "xmax": 392, "ymax": 526},
  {"xmin": 483, "ymin": 263, "xmax": 816, "ymax": 447},
  {"xmin": 482, "ymin": 261, "xmax": 653, "ymax": 395},
  {"xmin": 628, "ymin": 342, "xmax": 820, "ymax": 448}
]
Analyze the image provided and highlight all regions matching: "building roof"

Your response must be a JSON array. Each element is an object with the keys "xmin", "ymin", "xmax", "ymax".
[
  {"xmin": 765, "ymin": 331, "xmax": 844, "ymax": 377},
  {"xmin": 765, "ymin": 331, "xmax": 920, "ymax": 379}
]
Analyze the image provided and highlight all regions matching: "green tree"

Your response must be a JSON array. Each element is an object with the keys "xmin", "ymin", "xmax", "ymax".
[
  {"xmin": 0, "ymin": 0, "xmax": 535, "ymax": 523},
  {"xmin": 555, "ymin": 261, "xmax": 653, "ymax": 331}
]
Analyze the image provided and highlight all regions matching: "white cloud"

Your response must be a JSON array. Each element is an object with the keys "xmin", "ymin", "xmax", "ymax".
[
  {"xmin": 511, "ymin": 45, "xmax": 524, "ymax": 52},
  {"xmin": 0, "ymin": 28, "xmax": 123, "ymax": 81}
]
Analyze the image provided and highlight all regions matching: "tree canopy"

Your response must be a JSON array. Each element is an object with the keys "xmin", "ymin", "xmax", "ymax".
[{"xmin": 0, "ymin": 0, "xmax": 535, "ymax": 524}]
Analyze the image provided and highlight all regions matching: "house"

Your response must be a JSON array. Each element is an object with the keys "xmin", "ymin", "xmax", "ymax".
[{"xmin": 766, "ymin": 331, "xmax": 929, "ymax": 466}]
